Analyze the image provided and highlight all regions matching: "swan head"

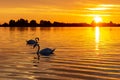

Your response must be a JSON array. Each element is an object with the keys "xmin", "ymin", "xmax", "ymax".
[{"xmin": 35, "ymin": 37, "xmax": 39, "ymax": 41}]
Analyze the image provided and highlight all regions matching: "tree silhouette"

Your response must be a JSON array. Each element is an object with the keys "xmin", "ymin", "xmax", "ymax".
[
  {"xmin": 29, "ymin": 20, "xmax": 37, "ymax": 27},
  {"xmin": 2, "ymin": 23, "xmax": 9, "ymax": 27},
  {"xmin": 16, "ymin": 18, "xmax": 28, "ymax": 27},
  {"xmin": 40, "ymin": 20, "xmax": 52, "ymax": 27},
  {"xmin": 53, "ymin": 21, "xmax": 64, "ymax": 26},
  {"xmin": 9, "ymin": 20, "xmax": 16, "ymax": 27},
  {"xmin": 91, "ymin": 20, "xmax": 96, "ymax": 26}
]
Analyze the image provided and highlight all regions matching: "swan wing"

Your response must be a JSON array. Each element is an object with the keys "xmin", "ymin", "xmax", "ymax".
[{"xmin": 40, "ymin": 48, "xmax": 54, "ymax": 56}]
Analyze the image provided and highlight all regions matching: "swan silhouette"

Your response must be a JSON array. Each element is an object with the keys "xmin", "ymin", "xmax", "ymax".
[
  {"xmin": 26, "ymin": 37, "xmax": 39, "ymax": 45},
  {"xmin": 33, "ymin": 43, "xmax": 55, "ymax": 57}
]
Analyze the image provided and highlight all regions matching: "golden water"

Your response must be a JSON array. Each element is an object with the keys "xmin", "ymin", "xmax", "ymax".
[{"xmin": 0, "ymin": 27, "xmax": 119, "ymax": 80}]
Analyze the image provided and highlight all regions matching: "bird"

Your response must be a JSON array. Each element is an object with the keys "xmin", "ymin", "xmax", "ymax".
[
  {"xmin": 26, "ymin": 37, "xmax": 39, "ymax": 46},
  {"xmin": 33, "ymin": 43, "xmax": 55, "ymax": 58}
]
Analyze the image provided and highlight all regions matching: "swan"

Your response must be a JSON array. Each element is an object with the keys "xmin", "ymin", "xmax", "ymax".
[
  {"xmin": 33, "ymin": 43, "xmax": 55, "ymax": 57},
  {"xmin": 26, "ymin": 37, "xmax": 39, "ymax": 45}
]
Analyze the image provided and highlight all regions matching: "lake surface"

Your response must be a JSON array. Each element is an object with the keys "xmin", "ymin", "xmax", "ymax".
[{"xmin": 0, "ymin": 27, "xmax": 120, "ymax": 80}]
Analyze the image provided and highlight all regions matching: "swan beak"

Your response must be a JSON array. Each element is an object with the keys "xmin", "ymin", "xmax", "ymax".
[{"xmin": 37, "ymin": 38, "xmax": 39, "ymax": 41}]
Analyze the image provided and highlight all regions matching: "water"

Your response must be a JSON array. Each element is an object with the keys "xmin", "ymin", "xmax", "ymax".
[{"xmin": 0, "ymin": 27, "xmax": 120, "ymax": 80}]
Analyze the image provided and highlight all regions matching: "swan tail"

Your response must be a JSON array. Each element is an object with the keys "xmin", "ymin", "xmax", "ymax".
[{"xmin": 52, "ymin": 48, "xmax": 56, "ymax": 53}]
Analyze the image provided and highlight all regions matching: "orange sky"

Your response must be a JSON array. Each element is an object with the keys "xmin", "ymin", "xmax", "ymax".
[{"xmin": 0, "ymin": 0, "xmax": 120, "ymax": 24}]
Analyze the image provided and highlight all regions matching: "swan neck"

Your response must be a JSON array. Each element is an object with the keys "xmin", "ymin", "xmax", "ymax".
[{"xmin": 37, "ymin": 44, "xmax": 40, "ymax": 53}]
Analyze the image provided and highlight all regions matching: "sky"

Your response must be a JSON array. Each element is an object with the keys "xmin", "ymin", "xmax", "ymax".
[{"xmin": 0, "ymin": 0, "xmax": 120, "ymax": 24}]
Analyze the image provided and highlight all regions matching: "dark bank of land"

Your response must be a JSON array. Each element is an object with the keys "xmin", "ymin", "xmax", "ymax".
[{"xmin": 0, "ymin": 18, "xmax": 120, "ymax": 27}]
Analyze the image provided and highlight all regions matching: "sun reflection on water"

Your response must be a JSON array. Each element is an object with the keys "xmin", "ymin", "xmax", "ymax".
[{"xmin": 95, "ymin": 26, "xmax": 100, "ymax": 52}]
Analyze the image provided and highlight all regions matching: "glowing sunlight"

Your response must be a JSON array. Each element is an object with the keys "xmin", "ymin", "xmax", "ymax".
[{"xmin": 94, "ymin": 16, "xmax": 102, "ymax": 23}]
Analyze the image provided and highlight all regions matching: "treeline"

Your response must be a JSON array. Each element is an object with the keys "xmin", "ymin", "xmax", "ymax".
[
  {"xmin": 0, "ymin": 18, "xmax": 90, "ymax": 27},
  {"xmin": 0, "ymin": 18, "xmax": 120, "ymax": 27},
  {"xmin": 1, "ymin": 19, "xmax": 52, "ymax": 27},
  {"xmin": 91, "ymin": 21, "xmax": 120, "ymax": 27}
]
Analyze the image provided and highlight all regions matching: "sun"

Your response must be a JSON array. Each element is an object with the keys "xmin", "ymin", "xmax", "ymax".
[{"xmin": 94, "ymin": 16, "xmax": 102, "ymax": 23}]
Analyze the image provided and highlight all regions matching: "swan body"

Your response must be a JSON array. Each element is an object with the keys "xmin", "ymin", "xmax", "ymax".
[
  {"xmin": 34, "ymin": 43, "xmax": 55, "ymax": 57},
  {"xmin": 40, "ymin": 48, "xmax": 55, "ymax": 56},
  {"xmin": 26, "ymin": 37, "xmax": 39, "ymax": 45}
]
